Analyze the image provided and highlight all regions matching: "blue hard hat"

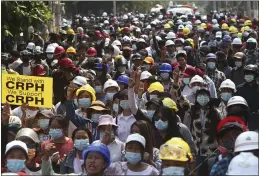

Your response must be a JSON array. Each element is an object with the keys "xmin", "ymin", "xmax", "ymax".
[
  {"xmin": 223, "ymin": 35, "xmax": 231, "ymax": 42},
  {"xmin": 116, "ymin": 75, "xmax": 129, "ymax": 85},
  {"xmin": 159, "ymin": 63, "xmax": 172, "ymax": 73},
  {"xmin": 82, "ymin": 143, "xmax": 110, "ymax": 169},
  {"xmin": 95, "ymin": 63, "xmax": 103, "ymax": 69},
  {"xmin": 206, "ymin": 53, "xmax": 217, "ymax": 60}
]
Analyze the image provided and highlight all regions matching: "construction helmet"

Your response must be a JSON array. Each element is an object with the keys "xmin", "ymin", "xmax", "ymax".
[
  {"xmin": 162, "ymin": 98, "xmax": 178, "ymax": 112},
  {"xmin": 32, "ymin": 64, "xmax": 46, "ymax": 76},
  {"xmin": 244, "ymin": 20, "xmax": 252, "ymax": 27},
  {"xmin": 219, "ymin": 79, "xmax": 236, "ymax": 92},
  {"xmin": 234, "ymin": 131, "xmax": 258, "ymax": 152},
  {"xmin": 15, "ymin": 128, "xmax": 40, "ymax": 143},
  {"xmin": 54, "ymin": 46, "xmax": 65, "ymax": 56},
  {"xmin": 229, "ymin": 26, "xmax": 238, "ymax": 34},
  {"xmin": 87, "ymin": 47, "xmax": 97, "ymax": 57},
  {"xmin": 221, "ymin": 23, "xmax": 229, "ymax": 30},
  {"xmin": 116, "ymin": 75, "xmax": 129, "ymax": 85},
  {"xmin": 244, "ymin": 64, "xmax": 259, "ymax": 76},
  {"xmin": 183, "ymin": 27, "xmax": 190, "ymax": 36},
  {"xmin": 103, "ymin": 79, "xmax": 120, "ymax": 92},
  {"xmin": 67, "ymin": 28, "xmax": 75, "ymax": 35},
  {"xmin": 200, "ymin": 23, "xmax": 207, "ymax": 29},
  {"xmin": 164, "ymin": 23, "xmax": 171, "ymax": 29},
  {"xmin": 66, "ymin": 47, "xmax": 76, "ymax": 54},
  {"xmin": 159, "ymin": 63, "xmax": 172, "ymax": 73},
  {"xmin": 168, "ymin": 21, "xmax": 174, "ymax": 26},
  {"xmin": 227, "ymin": 96, "xmax": 249, "ymax": 108},
  {"xmin": 159, "ymin": 137, "xmax": 193, "ymax": 162}
]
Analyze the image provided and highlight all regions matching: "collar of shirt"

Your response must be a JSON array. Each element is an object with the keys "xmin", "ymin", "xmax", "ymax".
[{"xmin": 118, "ymin": 113, "xmax": 134, "ymax": 121}]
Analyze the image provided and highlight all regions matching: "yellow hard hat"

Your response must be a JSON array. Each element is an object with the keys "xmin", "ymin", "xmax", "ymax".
[
  {"xmin": 244, "ymin": 20, "xmax": 252, "ymax": 26},
  {"xmin": 76, "ymin": 84, "xmax": 96, "ymax": 102},
  {"xmin": 114, "ymin": 55, "xmax": 124, "ymax": 61},
  {"xmin": 148, "ymin": 82, "xmax": 164, "ymax": 93},
  {"xmin": 231, "ymin": 18, "xmax": 237, "ymax": 24},
  {"xmin": 241, "ymin": 27, "xmax": 245, "ymax": 32},
  {"xmin": 168, "ymin": 21, "xmax": 174, "ymax": 26},
  {"xmin": 164, "ymin": 23, "xmax": 171, "ymax": 29},
  {"xmin": 237, "ymin": 32, "xmax": 242, "ymax": 39},
  {"xmin": 186, "ymin": 38, "xmax": 194, "ymax": 48},
  {"xmin": 221, "ymin": 23, "xmax": 229, "ymax": 30},
  {"xmin": 67, "ymin": 28, "xmax": 75, "ymax": 35},
  {"xmin": 183, "ymin": 28, "xmax": 190, "ymax": 36},
  {"xmin": 200, "ymin": 23, "xmax": 207, "ymax": 29},
  {"xmin": 162, "ymin": 98, "xmax": 178, "ymax": 112},
  {"xmin": 66, "ymin": 47, "xmax": 76, "ymax": 54},
  {"xmin": 244, "ymin": 26, "xmax": 250, "ymax": 31},
  {"xmin": 229, "ymin": 26, "xmax": 238, "ymax": 34},
  {"xmin": 159, "ymin": 137, "xmax": 193, "ymax": 162}
]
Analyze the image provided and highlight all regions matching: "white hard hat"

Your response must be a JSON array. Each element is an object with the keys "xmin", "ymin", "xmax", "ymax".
[
  {"xmin": 136, "ymin": 27, "xmax": 141, "ymax": 32},
  {"xmin": 123, "ymin": 15, "xmax": 128, "ymax": 20},
  {"xmin": 186, "ymin": 24, "xmax": 193, "ymax": 31},
  {"xmin": 216, "ymin": 31, "xmax": 222, "ymax": 38},
  {"xmin": 126, "ymin": 133, "xmax": 146, "ymax": 148},
  {"xmin": 139, "ymin": 13, "xmax": 145, "ymax": 18},
  {"xmin": 189, "ymin": 75, "xmax": 204, "ymax": 86},
  {"xmin": 165, "ymin": 40, "xmax": 175, "ymax": 47},
  {"xmin": 137, "ymin": 38, "xmax": 146, "ymax": 43},
  {"xmin": 226, "ymin": 152, "xmax": 258, "ymax": 175},
  {"xmin": 219, "ymin": 79, "xmax": 236, "ymax": 92},
  {"xmin": 9, "ymin": 116, "xmax": 21, "ymax": 127},
  {"xmin": 165, "ymin": 32, "xmax": 176, "ymax": 40},
  {"xmin": 186, "ymin": 21, "xmax": 192, "ymax": 25},
  {"xmin": 227, "ymin": 96, "xmax": 249, "ymax": 108},
  {"xmin": 83, "ymin": 17, "xmax": 87, "ymax": 21},
  {"xmin": 195, "ymin": 20, "xmax": 201, "ymax": 24},
  {"xmin": 158, "ymin": 14, "xmax": 163, "ymax": 20},
  {"xmin": 140, "ymin": 71, "xmax": 152, "ymax": 80},
  {"xmin": 123, "ymin": 36, "xmax": 131, "ymax": 43},
  {"xmin": 133, "ymin": 18, "xmax": 138, "ymax": 22},
  {"xmin": 26, "ymin": 42, "xmax": 35, "ymax": 50},
  {"xmin": 178, "ymin": 25, "xmax": 184, "ymax": 30},
  {"xmin": 212, "ymin": 19, "xmax": 218, "ymax": 24},
  {"xmin": 177, "ymin": 19, "xmax": 183, "ymax": 25},
  {"xmin": 77, "ymin": 27, "xmax": 84, "ymax": 33},
  {"xmin": 213, "ymin": 23, "xmax": 220, "ymax": 27},
  {"xmin": 104, "ymin": 20, "xmax": 109, "ymax": 24},
  {"xmin": 46, "ymin": 44, "xmax": 55, "ymax": 53},
  {"xmin": 103, "ymin": 79, "xmax": 120, "ymax": 92},
  {"xmin": 151, "ymin": 21, "xmax": 157, "ymax": 25},
  {"xmin": 51, "ymin": 43, "xmax": 59, "ymax": 48},
  {"xmin": 146, "ymin": 25, "xmax": 152, "ymax": 29},
  {"xmin": 112, "ymin": 40, "xmax": 121, "ymax": 46},
  {"xmin": 234, "ymin": 131, "xmax": 259, "ymax": 152},
  {"xmin": 102, "ymin": 12, "xmax": 107, "ymax": 17},
  {"xmin": 231, "ymin": 38, "xmax": 242, "ymax": 45},
  {"xmin": 150, "ymin": 36, "xmax": 161, "ymax": 45},
  {"xmin": 112, "ymin": 45, "xmax": 120, "ymax": 57},
  {"xmin": 35, "ymin": 46, "xmax": 43, "ymax": 54}
]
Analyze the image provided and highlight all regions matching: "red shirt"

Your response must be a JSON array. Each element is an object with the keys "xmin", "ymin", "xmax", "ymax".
[{"xmin": 41, "ymin": 138, "xmax": 74, "ymax": 159}]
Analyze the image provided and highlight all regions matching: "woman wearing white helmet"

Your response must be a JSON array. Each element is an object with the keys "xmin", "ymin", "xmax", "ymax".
[{"xmin": 218, "ymin": 79, "xmax": 236, "ymax": 119}]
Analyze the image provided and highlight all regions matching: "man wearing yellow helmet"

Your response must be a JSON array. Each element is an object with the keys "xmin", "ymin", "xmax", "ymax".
[
  {"xmin": 164, "ymin": 23, "xmax": 171, "ymax": 33},
  {"xmin": 66, "ymin": 47, "xmax": 78, "ymax": 65},
  {"xmin": 159, "ymin": 137, "xmax": 193, "ymax": 176},
  {"xmin": 66, "ymin": 28, "xmax": 75, "ymax": 48}
]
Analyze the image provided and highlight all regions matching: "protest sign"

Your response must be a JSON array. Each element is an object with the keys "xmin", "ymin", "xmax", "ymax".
[{"xmin": 2, "ymin": 74, "xmax": 53, "ymax": 108}]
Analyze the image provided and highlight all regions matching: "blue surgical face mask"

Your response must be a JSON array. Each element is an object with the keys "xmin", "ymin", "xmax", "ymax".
[
  {"xmin": 244, "ymin": 74, "xmax": 255, "ymax": 83},
  {"xmin": 197, "ymin": 94, "xmax": 210, "ymax": 106},
  {"xmin": 155, "ymin": 120, "xmax": 168, "ymax": 131},
  {"xmin": 78, "ymin": 98, "xmax": 91, "ymax": 108},
  {"xmin": 207, "ymin": 62, "xmax": 216, "ymax": 69},
  {"xmin": 113, "ymin": 103, "xmax": 119, "ymax": 113},
  {"xmin": 39, "ymin": 119, "xmax": 49, "ymax": 129},
  {"xmin": 49, "ymin": 128, "xmax": 63, "ymax": 139},
  {"xmin": 132, "ymin": 44, "xmax": 137, "ymax": 50},
  {"xmin": 146, "ymin": 110, "xmax": 155, "ymax": 120},
  {"xmin": 183, "ymin": 78, "xmax": 190, "ymax": 85},
  {"xmin": 94, "ymin": 86, "xmax": 102, "ymax": 93},
  {"xmin": 160, "ymin": 72, "xmax": 170, "ymax": 80},
  {"xmin": 6, "ymin": 159, "xmax": 25, "ymax": 172},
  {"xmin": 125, "ymin": 152, "xmax": 142, "ymax": 165},
  {"xmin": 106, "ymin": 92, "xmax": 115, "ymax": 101},
  {"xmin": 235, "ymin": 61, "xmax": 242, "ymax": 68},
  {"xmin": 221, "ymin": 92, "xmax": 232, "ymax": 102},
  {"xmin": 74, "ymin": 139, "xmax": 89, "ymax": 151},
  {"xmin": 162, "ymin": 166, "xmax": 185, "ymax": 175},
  {"xmin": 120, "ymin": 100, "xmax": 130, "ymax": 110},
  {"xmin": 91, "ymin": 113, "xmax": 101, "ymax": 123}
]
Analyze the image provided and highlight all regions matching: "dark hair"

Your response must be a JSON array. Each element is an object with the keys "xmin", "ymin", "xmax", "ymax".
[
  {"xmin": 48, "ymin": 114, "xmax": 69, "ymax": 129},
  {"xmin": 72, "ymin": 127, "xmax": 93, "ymax": 143},
  {"xmin": 11, "ymin": 50, "xmax": 20, "ymax": 58},
  {"xmin": 153, "ymin": 106, "xmax": 182, "ymax": 142},
  {"xmin": 130, "ymin": 120, "xmax": 154, "ymax": 163}
]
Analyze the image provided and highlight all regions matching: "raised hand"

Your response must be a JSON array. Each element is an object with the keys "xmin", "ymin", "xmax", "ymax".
[
  {"xmin": 128, "ymin": 71, "xmax": 136, "ymax": 88},
  {"xmin": 44, "ymin": 143, "xmax": 57, "ymax": 158},
  {"xmin": 2, "ymin": 102, "xmax": 11, "ymax": 125}
]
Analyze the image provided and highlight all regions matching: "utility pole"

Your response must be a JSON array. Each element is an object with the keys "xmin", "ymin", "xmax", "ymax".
[{"xmin": 113, "ymin": 1, "xmax": 116, "ymax": 16}]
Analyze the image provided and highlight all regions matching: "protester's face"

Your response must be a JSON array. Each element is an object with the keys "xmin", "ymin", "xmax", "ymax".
[
  {"xmin": 166, "ymin": 45, "xmax": 175, "ymax": 52},
  {"xmin": 126, "ymin": 141, "xmax": 143, "ymax": 154},
  {"xmin": 154, "ymin": 110, "xmax": 167, "ymax": 122},
  {"xmin": 133, "ymin": 60, "xmax": 143, "ymax": 67},
  {"xmin": 78, "ymin": 91, "xmax": 91, "ymax": 99},
  {"xmin": 147, "ymin": 103, "xmax": 158, "ymax": 111},
  {"xmin": 49, "ymin": 119, "xmax": 63, "ymax": 130},
  {"xmin": 106, "ymin": 87, "xmax": 118, "ymax": 93},
  {"xmin": 177, "ymin": 57, "xmax": 186, "ymax": 68},
  {"xmin": 123, "ymin": 50, "xmax": 132, "ymax": 58},
  {"xmin": 221, "ymin": 129, "xmax": 242, "ymax": 144},
  {"xmin": 74, "ymin": 130, "xmax": 89, "ymax": 140},
  {"xmin": 162, "ymin": 160, "xmax": 187, "ymax": 168},
  {"xmin": 131, "ymin": 124, "xmax": 141, "ymax": 134},
  {"xmin": 85, "ymin": 152, "xmax": 106, "ymax": 175},
  {"xmin": 6, "ymin": 149, "xmax": 27, "ymax": 160}
]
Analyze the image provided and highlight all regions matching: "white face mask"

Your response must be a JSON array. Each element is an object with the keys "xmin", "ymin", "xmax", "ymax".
[
  {"xmin": 162, "ymin": 166, "xmax": 185, "ymax": 175},
  {"xmin": 176, "ymin": 46, "xmax": 183, "ymax": 51},
  {"xmin": 150, "ymin": 94, "xmax": 158, "ymax": 100}
]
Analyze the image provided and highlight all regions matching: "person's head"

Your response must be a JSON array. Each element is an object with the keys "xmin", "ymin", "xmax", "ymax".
[
  {"xmin": 233, "ymin": 52, "xmax": 245, "ymax": 68},
  {"xmin": 145, "ymin": 98, "xmax": 163, "ymax": 121},
  {"xmin": 216, "ymin": 51, "xmax": 227, "ymax": 66},
  {"xmin": 125, "ymin": 133, "xmax": 146, "ymax": 165},
  {"xmin": 176, "ymin": 50, "xmax": 187, "ymax": 68},
  {"xmin": 72, "ymin": 127, "xmax": 92, "ymax": 151},
  {"xmin": 140, "ymin": 71, "xmax": 152, "ymax": 91},
  {"xmin": 116, "ymin": 75, "xmax": 129, "ymax": 91},
  {"xmin": 4, "ymin": 140, "xmax": 28, "ymax": 172},
  {"xmin": 227, "ymin": 96, "xmax": 250, "ymax": 123},
  {"xmin": 219, "ymin": 79, "xmax": 236, "ymax": 102},
  {"xmin": 34, "ymin": 109, "xmax": 54, "ymax": 130},
  {"xmin": 8, "ymin": 116, "xmax": 22, "ymax": 143},
  {"xmin": 83, "ymin": 143, "xmax": 110, "ymax": 175},
  {"xmin": 159, "ymin": 137, "xmax": 193, "ymax": 176},
  {"xmin": 217, "ymin": 116, "xmax": 247, "ymax": 155},
  {"xmin": 147, "ymin": 82, "xmax": 164, "ymax": 100},
  {"xmin": 103, "ymin": 79, "xmax": 120, "ymax": 102},
  {"xmin": 131, "ymin": 53, "xmax": 144, "ymax": 68},
  {"xmin": 189, "ymin": 75, "xmax": 204, "ymax": 94},
  {"xmin": 87, "ymin": 101, "xmax": 110, "ymax": 123},
  {"xmin": 195, "ymin": 88, "xmax": 211, "ymax": 107},
  {"xmin": 122, "ymin": 47, "xmax": 132, "ymax": 58},
  {"xmin": 115, "ymin": 89, "xmax": 130, "ymax": 111},
  {"xmin": 48, "ymin": 115, "xmax": 69, "ymax": 140},
  {"xmin": 182, "ymin": 67, "xmax": 197, "ymax": 85},
  {"xmin": 15, "ymin": 128, "xmax": 40, "ymax": 163},
  {"xmin": 234, "ymin": 131, "xmax": 259, "ymax": 158},
  {"xmin": 206, "ymin": 53, "xmax": 217, "ymax": 70},
  {"xmin": 159, "ymin": 63, "xmax": 172, "ymax": 81},
  {"xmin": 231, "ymin": 38, "xmax": 242, "ymax": 52},
  {"xmin": 97, "ymin": 115, "xmax": 118, "ymax": 140},
  {"xmin": 142, "ymin": 57, "xmax": 154, "ymax": 71},
  {"xmin": 243, "ymin": 64, "xmax": 258, "ymax": 83},
  {"xmin": 75, "ymin": 84, "xmax": 96, "ymax": 109},
  {"xmin": 165, "ymin": 40, "xmax": 175, "ymax": 53},
  {"xmin": 246, "ymin": 37, "xmax": 257, "ymax": 52}
]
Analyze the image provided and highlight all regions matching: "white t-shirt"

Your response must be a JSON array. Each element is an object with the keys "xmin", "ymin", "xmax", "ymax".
[
  {"xmin": 22, "ymin": 66, "xmax": 32, "ymax": 75},
  {"xmin": 9, "ymin": 58, "xmax": 23, "ymax": 70},
  {"xmin": 126, "ymin": 165, "xmax": 153, "ymax": 175}
]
